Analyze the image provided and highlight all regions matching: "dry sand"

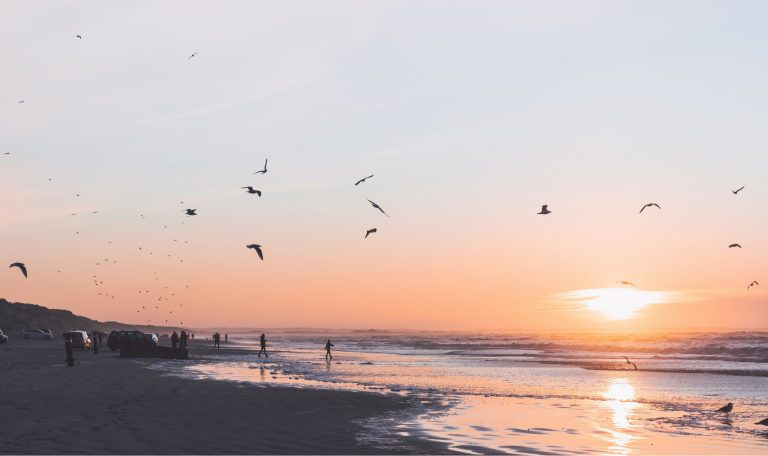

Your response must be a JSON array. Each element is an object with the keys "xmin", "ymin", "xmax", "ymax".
[{"xmin": 0, "ymin": 338, "xmax": 445, "ymax": 454}]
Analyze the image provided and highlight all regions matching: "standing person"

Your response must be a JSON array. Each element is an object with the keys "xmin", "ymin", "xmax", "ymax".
[
  {"xmin": 191, "ymin": 333, "xmax": 194, "ymax": 340},
  {"xmin": 225, "ymin": 333, "xmax": 228, "ymax": 344},
  {"xmin": 92, "ymin": 332, "xmax": 99, "ymax": 355},
  {"xmin": 171, "ymin": 331, "xmax": 179, "ymax": 349},
  {"xmin": 213, "ymin": 333, "xmax": 220, "ymax": 349},
  {"xmin": 65, "ymin": 337, "xmax": 75, "ymax": 367},
  {"xmin": 180, "ymin": 330, "xmax": 188, "ymax": 349},
  {"xmin": 258, "ymin": 333, "xmax": 268, "ymax": 358},
  {"xmin": 325, "ymin": 339, "xmax": 334, "ymax": 360},
  {"xmin": 98, "ymin": 332, "xmax": 103, "ymax": 346}
]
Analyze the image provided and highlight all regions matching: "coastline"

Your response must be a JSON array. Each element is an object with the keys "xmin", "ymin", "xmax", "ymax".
[{"xmin": 0, "ymin": 338, "xmax": 446, "ymax": 454}]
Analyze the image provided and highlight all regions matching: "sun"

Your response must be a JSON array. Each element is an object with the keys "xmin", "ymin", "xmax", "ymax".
[{"xmin": 564, "ymin": 287, "xmax": 668, "ymax": 320}]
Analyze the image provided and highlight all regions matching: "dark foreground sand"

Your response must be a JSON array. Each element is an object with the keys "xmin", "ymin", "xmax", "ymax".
[{"xmin": 0, "ymin": 339, "xmax": 444, "ymax": 454}]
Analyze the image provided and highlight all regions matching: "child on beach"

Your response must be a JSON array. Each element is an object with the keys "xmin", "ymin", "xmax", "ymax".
[
  {"xmin": 258, "ymin": 333, "xmax": 268, "ymax": 357},
  {"xmin": 325, "ymin": 339, "xmax": 334, "ymax": 360}
]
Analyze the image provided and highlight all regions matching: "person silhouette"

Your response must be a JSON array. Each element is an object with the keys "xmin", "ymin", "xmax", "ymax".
[
  {"xmin": 171, "ymin": 331, "xmax": 179, "ymax": 349},
  {"xmin": 213, "ymin": 333, "xmax": 220, "ymax": 349},
  {"xmin": 65, "ymin": 338, "xmax": 75, "ymax": 366},
  {"xmin": 258, "ymin": 333, "xmax": 268, "ymax": 358},
  {"xmin": 325, "ymin": 339, "xmax": 334, "ymax": 360},
  {"xmin": 225, "ymin": 333, "xmax": 228, "ymax": 344}
]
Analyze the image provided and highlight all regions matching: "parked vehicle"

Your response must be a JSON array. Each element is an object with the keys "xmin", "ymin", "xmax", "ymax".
[
  {"xmin": 107, "ymin": 330, "xmax": 159, "ymax": 351},
  {"xmin": 21, "ymin": 329, "xmax": 53, "ymax": 340},
  {"xmin": 0, "ymin": 330, "xmax": 7, "ymax": 344},
  {"xmin": 62, "ymin": 330, "xmax": 92, "ymax": 350}
]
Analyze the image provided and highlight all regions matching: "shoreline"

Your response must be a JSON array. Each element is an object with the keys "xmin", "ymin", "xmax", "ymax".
[{"xmin": 0, "ymin": 339, "xmax": 447, "ymax": 454}]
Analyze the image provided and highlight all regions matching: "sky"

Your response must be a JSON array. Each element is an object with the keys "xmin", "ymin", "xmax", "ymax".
[{"xmin": 1, "ymin": 0, "xmax": 767, "ymax": 331}]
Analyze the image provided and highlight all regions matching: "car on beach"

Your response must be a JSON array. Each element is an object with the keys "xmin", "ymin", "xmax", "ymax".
[
  {"xmin": 0, "ymin": 330, "xmax": 7, "ymax": 344},
  {"xmin": 63, "ymin": 330, "xmax": 92, "ymax": 350},
  {"xmin": 107, "ymin": 330, "xmax": 159, "ymax": 351},
  {"xmin": 21, "ymin": 329, "xmax": 53, "ymax": 340}
]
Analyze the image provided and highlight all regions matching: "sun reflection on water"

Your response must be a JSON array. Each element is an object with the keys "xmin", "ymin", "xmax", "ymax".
[{"xmin": 601, "ymin": 378, "xmax": 639, "ymax": 454}]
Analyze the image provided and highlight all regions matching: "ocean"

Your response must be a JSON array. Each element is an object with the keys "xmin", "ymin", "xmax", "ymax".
[{"xmin": 152, "ymin": 330, "xmax": 768, "ymax": 454}]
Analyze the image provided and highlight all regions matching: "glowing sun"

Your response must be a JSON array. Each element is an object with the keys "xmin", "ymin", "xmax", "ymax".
[{"xmin": 564, "ymin": 287, "xmax": 669, "ymax": 320}]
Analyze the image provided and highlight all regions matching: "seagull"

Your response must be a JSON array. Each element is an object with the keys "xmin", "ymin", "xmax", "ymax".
[
  {"xmin": 18, "ymin": 100, "xmax": 24, "ymax": 104},
  {"xmin": 367, "ymin": 199, "xmax": 390, "ymax": 217},
  {"xmin": 2, "ymin": 152, "xmax": 9, "ymax": 156},
  {"xmin": 639, "ymin": 203, "xmax": 661, "ymax": 214},
  {"xmin": 622, "ymin": 356, "xmax": 637, "ymax": 371},
  {"xmin": 185, "ymin": 209, "xmax": 197, "ymax": 216},
  {"xmin": 253, "ymin": 159, "xmax": 268, "ymax": 175},
  {"xmin": 241, "ymin": 186, "xmax": 262, "ymax": 196},
  {"xmin": 188, "ymin": 52, "xmax": 198, "ymax": 60},
  {"xmin": 617, "ymin": 281, "xmax": 637, "ymax": 287},
  {"xmin": 756, "ymin": 418, "xmax": 768, "ymax": 426},
  {"xmin": 76, "ymin": 34, "xmax": 82, "ymax": 39},
  {"xmin": 732, "ymin": 186, "xmax": 745, "ymax": 195},
  {"xmin": 716, "ymin": 402, "xmax": 733, "ymax": 413},
  {"xmin": 365, "ymin": 228, "xmax": 377, "ymax": 239},
  {"xmin": 355, "ymin": 175, "xmax": 374, "ymax": 186},
  {"xmin": 537, "ymin": 205, "xmax": 551, "ymax": 215},
  {"xmin": 246, "ymin": 244, "xmax": 263, "ymax": 260},
  {"xmin": 9, "ymin": 262, "xmax": 27, "ymax": 278},
  {"xmin": 748, "ymin": 281, "xmax": 759, "ymax": 290},
  {"xmin": 729, "ymin": 243, "xmax": 742, "ymax": 248}
]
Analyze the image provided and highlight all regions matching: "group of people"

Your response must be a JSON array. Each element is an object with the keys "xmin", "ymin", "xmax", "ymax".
[
  {"xmin": 212, "ymin": 332, "xmax": 228, "ymax": 349},
  {"xmin": 171, "ymin": 330, "xmax": 191, "ymax": 349}
]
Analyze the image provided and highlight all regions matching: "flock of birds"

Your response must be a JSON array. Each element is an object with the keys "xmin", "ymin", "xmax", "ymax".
[
  {"xmin": 537, "ymin": 185, "xmax": 760, "ymax": 291},
  {"xmin": 6, "ymin": 38, "xmax": 391, "ymax": 326}
]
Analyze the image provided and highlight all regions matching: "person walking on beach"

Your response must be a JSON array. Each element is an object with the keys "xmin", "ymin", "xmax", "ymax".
[
  {"xmin": 325, "ymin": 339, "xmax": 334, "ymax": 360},
  {"xmin": 171, "ymin": 331, "xmax": 179, "ymax": 349},
  {"xmin": 65, "ymin": 337, "xmax": 75, "ymax": 367},
  {"xmin": 213, "ymin": 332, "xmax": 220, "ymax": 349},
  {"xmin": 98, "ymin": 332, "xmax": 103, "ymax": 346},
  {"xmin": 258, "ymin": 333, "xmax": 268, "ymax": 358},
  {"xmin": 92, "ymin": 331, "xmax": 99, "ymax": 355},
  {"xmin": 225, "ymin": 333, "xmax": 228, "ymax": 344},
  {"xmin": 180, "ymin": 330, "xmax": 188, "ymax": 349}
]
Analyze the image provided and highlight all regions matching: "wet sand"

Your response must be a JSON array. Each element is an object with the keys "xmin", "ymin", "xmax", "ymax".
[{"xmin": 0, "ymin": 338, "xmax": 445, "ymax": 454}]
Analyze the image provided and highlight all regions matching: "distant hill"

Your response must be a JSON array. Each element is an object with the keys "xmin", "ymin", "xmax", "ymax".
[{"xmin": 0, "ymin": 299, "xmax": 180, "ymax": 336}]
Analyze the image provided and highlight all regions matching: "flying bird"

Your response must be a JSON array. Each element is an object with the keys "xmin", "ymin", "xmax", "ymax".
[
  {"xmin": 537, "ymin": 205, "xmax": 551, "ymax": 215},
  {"xmin": 365, "ymin": 228, "xmax": 377, "ymax": 239},
  {"xmin": 639, "ymin": 203, "xmax": 661, "ymax": 214},
  {"xmin": 716, "ymin": 402, "xmax": 733, "ymax": 413},
  {"xmin": 18, "ymin": 100, "xmax": 24, "ymax": 104},
  {"xmin": 185, "ymin": 209, "xmax": 197, "ymax": 216},
  {"xmin": 367, "ymin": 199, "xmax": 390, "ymax": 217},
  {"xmin": 756, "ymin": 418, "xmax": 768, "ymax": 426},
  {"xmin": 241, "ymin": 186, "xmax": 262, "ymax": 196},
  {"xmin": 617, "ymin": 281, "xmax": 637, "ymax": 287},
  {"xmin": 188, "ymin": 52, "xmax": 198, "ymax": 60},
  {"xmin": 748, "ymin": 281, "xmax": 759, "ymax": 290},
  {"xmin": 355, "ymin": 175, "xmax": 374, "ymax": 186},
  {"xmin": 253, "ymin": 159, "xmax": 268, "ymax": 175},
  {"xmin": 76, "ymin": 35, "xmax": 82, "ymax": 39},
  {"xmin": 246, "ymin": 244, "xmax": 263, "ymax": 260},
  {"xmin": 732, "ymin": 186, "xmax": 745, "ymax": 195},
  {"xmin": 9, "ymin": 262, "xmax": 27, "ymax": 278},
  {"xmin": 622, "ymin": 356, "xmax": 637, "ymax": 371},
  {"xmin": 729, "ymin": 243, "xmax": 742, "ymax": 248}
]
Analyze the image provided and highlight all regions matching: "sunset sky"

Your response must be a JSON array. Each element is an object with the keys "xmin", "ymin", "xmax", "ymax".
[{"xmin": 1, "ymin": 0, "xmax": 767, "ymax": 330}]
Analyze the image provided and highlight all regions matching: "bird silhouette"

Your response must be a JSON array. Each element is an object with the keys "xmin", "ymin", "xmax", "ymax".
[
  {"xmin": 76, "ymin": 34, "xmax": 82, "ymax": 39},
  {"xmin": 748, "ymin": 281, "xmax": 759, "ymax": 290},
  {"xmin": 732, "ymin": 186, "xmax": 745, "ymax": 195},
  {"xmin": 729, "ymin": 243, "xmax": 742, "ymax": 248},
  {"xmin": 367, "ymin": 199, "xmax": 390, "ymax": 217},
  {"xmin": 639, "ymin": 203, "xmax": 661, "ymax": 213},
  {"xmin": 756, "ymin": 418, "xmax": 768, "ymax": 426},
  {"xmin": 716, "ymin": 402, "xmax": 733, "ymax": 413},
  {"xmin": 9, "ymin": 262, "xmax": 27, "ymax": 278},
  {"xmin": 623, "ymin": 356, "xmax": 637, "ymax": 370},
  {"xmin": 188, "ymin": 52, "xmax": 198, "ymax": 60},
  {"xmin": 537, "ymin": 205, "xmax": 551, "ymax": 215},
  {"xmin": 241, "ymin": 186, "xmax": 262, "ymax": 196},
  {"xmin": 617, "ymin": 281, "xmax": 637, "ymax": 287},
  {"xmin": 185, "ymin": 209, "xmax": 197, "ymax": 216},
  {"xmin": 246, "ymin": 244, "xmax": 264, "ymax": 260},
  {"xmin": 365, "ymin": 228, "xmax": 377, "ymax": 239},
  {"xmin": 18, "ymin": 100, "xmax": 25, "ymax": 104},
  {"xmin": 355, "ymin": 175, "xmax": 374, "ymax": 186},
  {"xmin": 253, "ymin": 159, "xmax": 268, "ymax": 175}
]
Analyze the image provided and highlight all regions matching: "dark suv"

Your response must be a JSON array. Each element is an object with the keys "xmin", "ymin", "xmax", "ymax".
[{"xmin": 107, "ymin": 330, "xmax": 158, "ymax": 351}]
